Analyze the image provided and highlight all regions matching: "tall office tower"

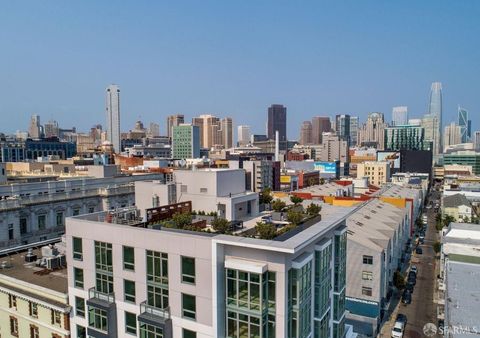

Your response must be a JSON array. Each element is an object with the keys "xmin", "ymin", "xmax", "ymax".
[
  {"xmin": 444, "ymin": 122, "xmax": 463, "ymax": 148},
  {"xmin": 105, "ymin": 84, "xmax": 121, "ymax": 153},
  {"xmin": 428, "ymin": 82, "xmax": 443, "ymax": 155},
  {"xmin": 267, "ymin": 104, "xmax": 287, "ymax": 142},
  {"xmin": 172, "ymin": 124, "xmax": 200, "ymax": 159},
  {"xmin": 220, "ymin": 117, "xmax": 233, "ymax": 149},
  {"xmin": 474, "ymin": 131, "xmax": 480, "ymax": 151},
  {"xmin": 335, "ymin": 114, "xmax": 351, "ymax": 142},
  {"xmin": 384, "ymin": 125, "xmax": 430, "ymax": 151},
  {"xmin": 392, "ymin": 106, "xmax": 408, "ymax": 126},
  {"xmin": 44, "ymin": 120, "xmax": 60, "ymax": 138},
  {"xmin": 167, "ymin": 114, "xmax": 185, "ymax": 139},
  {"xmin": 237, "ymin": 125, "xmax": 251, "ymax": 146},
  {"xmin": 311, "ymin": 116, "xmax": 331, "ymax": 144},
  {"xmin": 349, "ymin": 116, "xmax": 359, "ymax": 146},
  {"xmin": 319, "ymin": 132, "xmax": 349, "ymax": 162},
  {"xmin": 358, "ymin": 112, "xmax": 388, "ymax": 150},
  {"xmin": 458, "ymin": 106, "xmax": 470, "ymax": 143},
  {"xmin": 148, "ymin": 122, "xmax": 160, "ymax": 137},
  {"xmin": 299, "ymin": 121, "xmax": 313, "ymax": 145},
  {"xmin": 192, "ymin": 114, "xmax": 221, "ymax": 149},
  {"xmin": 28, "ymin": 114, "xmax": 42, "ymax": 138}
]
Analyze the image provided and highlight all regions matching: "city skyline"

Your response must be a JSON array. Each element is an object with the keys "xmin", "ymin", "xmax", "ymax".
[{"xmin": 1, "ymin": 2, "xmax": 479, "ymax": 136}]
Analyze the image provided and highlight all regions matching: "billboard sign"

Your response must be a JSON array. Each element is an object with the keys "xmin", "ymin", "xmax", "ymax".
[
  {"xmin": 377, "ymin": 151, "xmax": 401, "ymax": 169},
  {"xmin": 314, "ymin": 161, "xmax": 337, "ymax": 174}
]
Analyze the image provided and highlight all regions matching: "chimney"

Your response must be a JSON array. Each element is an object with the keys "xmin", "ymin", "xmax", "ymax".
[{"xmin": 275, "ymin": 130, "xmax": 279, "ymax": 161}]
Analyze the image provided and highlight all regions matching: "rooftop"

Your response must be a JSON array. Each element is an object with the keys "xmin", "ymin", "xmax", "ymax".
[
  {"xmin": 0, "ymin": 248, "xmax": 68, "ymax": 294},
  {"xmin": 443, "ymin": 193, "xmax": 471, "ymax": 208}
]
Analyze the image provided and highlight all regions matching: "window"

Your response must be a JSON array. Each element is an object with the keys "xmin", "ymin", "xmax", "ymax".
[
  {"xmin": 73, "ymin": 208, "xmax": 80, "ymax": 216},
  {"xmin": 30, "ymin": 324, "xmax": 39, "ymax": 338},
  {"xmin": 56, "ymin": 212, "xmax": 64, "ymax": 226},
  {"xmin": 75, "ymin": 296, "xmax": 85, "ymax": 317},
  {"xmin": 8, "ymin": 224, "xmax": 14, "ymax": 240},
  {"xmin": 88, "ymin": 207, "xmax": 95, "ymax": 213},
  {"xmin": 361, "ymin": 287, "xmax": 372, "ymax": 296},
  {"xmin": 73, "ymin": 237, "xmax": 83, "ymax": 260},
  {"xmin": 96, "ymin": 272, "xmax": 114, "ymax": 294},
  {"xmin": 76, "ymin": 325, "xmax": 86, "ymax": 338},
  {"xmin": 74, "ymin": 267, "xmax": 84, "ymax": 288},
  {"xmin": 181, "ymin": 185, "xmax": 188, "ymax": 193},
  {"xmin": 183, "ymin": 328, "xmax": 197, "ymax": 338},
  {"xmin": 123, "ymin": 246, "xmax": 135, "ymax": 271},
  {"xmin": 9, "ymin": 295, "xmax": 17, "ymax": 309},
  {"xmin": 182, "ymin": 293, "xmax": 196, "ymax": 320},
  {"xmin": 362, "ymin": 271, "xmax": 373, "ymax": 281},
  {"xmin": 29, "ymin": 302, "xmax": 38, "ymax": 318},
  {"xmin": 10, "ymin": 316, "xmax": 18, "ymax": 337},
  {"xmin": 125, "ymin": 311, "xmax": 137, "ymax": 335},
  {"xmin": 38, "ymin": 215, "xmax": 46, "ymax": 230},
  {"xmin": 88, "ymin": 307, "xmax": 108, "ymax": 332},
  {"xmin": 181, "ymin": 256, "xmax": 195, "ymax": 284},
  {"xmin": 140, "ymin": 323, "xmax": 163, "ymax": 338},
  {"xmin": 200, "ymin": 188, "xmax": 208, "ymax": 193},
  {"xmin": 95, "ymin": 241, "xmax": 113, "ymax": 272},
  {"xmin": 362, "ymin": 255, "xmax": 373, "ymax": 265},
  {"xmin": 20, "ymin": 218, "xmax": 27, "ymax": 235},
  {"xmin": 124, "ymin": 279, "xmax": 136, "ymax": 303},
  {"xmin": 146, "ymin": 250, "xmax": 168, "ymax": 285},
  {"xmin": 52, "ymin": 310, "xmax": 62, "ymax": 326}
]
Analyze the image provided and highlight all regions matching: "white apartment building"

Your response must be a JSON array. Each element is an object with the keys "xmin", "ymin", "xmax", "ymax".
[{"xmin": 66, "ymin": 203, "xmax": 356, "ymax": 338}]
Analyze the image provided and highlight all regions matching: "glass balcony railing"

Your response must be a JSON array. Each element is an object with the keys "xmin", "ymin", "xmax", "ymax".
[
  {"xmin": 88, "ymin": 287, "xmax": 115, "ymax": 303},
  {"xmin": 140, "ymin": 301, "xmax": 170, "ymax": 320}
]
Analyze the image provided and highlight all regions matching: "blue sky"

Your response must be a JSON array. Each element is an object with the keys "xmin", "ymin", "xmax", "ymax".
[{"xmin": 1, "ymin": 1, "xmax": 479, "ymax": 138}]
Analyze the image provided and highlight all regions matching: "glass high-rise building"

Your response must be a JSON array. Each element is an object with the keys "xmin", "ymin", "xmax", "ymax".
[
  {"xmin": 105, "ymin": 84, "xmax": 121, "ymax": 153},
  {"xmin": 267, "ymin": 104, "xmax": 287, "ymax": 142},
  {"xmin": 458, "ymin": 106, "xmax": 470, "ymax": 143},
  {"xmin": 392, "ymin": 106, "xmax": 408, "ymax": 126},
  {"xmin": 384, "ymin": 125, "xmax": 431, "ymax": 151},
  {"xmin": 335, "ymin": 114, "xmax": 351, "ymax": 143},
  {"xmin": 428, "ymin": 82, "xmax": 443, "ymax": 155},
  {"xmin": 172, "ymin": 124, "xmax": 200, "ymax": 159}
]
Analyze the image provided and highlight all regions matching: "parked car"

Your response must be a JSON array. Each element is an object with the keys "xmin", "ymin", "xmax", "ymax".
[
  {"xmin": 405, "ymin": 281, "xmax": 414, "ymax": 292},
  {"xmin": 416, "ymin": 247, "xmax": 423, "ymax": 255},
  {"xmin": 410, "ymin": 265, "xmax": 418, "ymax": 275},
  {"xmin": 408, "ymin": 271, "xmax": 416, "ymax": 279},
  {"xmin": 419, "ymin": 237, "xmax": 425, "ymax": 244},
  {"xmin": 391, "ymin": 320, "xmax": 405, "ymax": 338},
  {"xmin": 396, "ymin": 313, "xmax": 407, "ymax": 325},
  {"xmin": 402, "ymin": 290, "xmax": 412, "ymax": 304},
  {"xmin": 407, "ymin": 275, "xmax": 416, "ymax": 286}
]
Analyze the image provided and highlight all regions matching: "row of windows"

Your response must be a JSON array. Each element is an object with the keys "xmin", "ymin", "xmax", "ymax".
[{"xmin": 8, "ymin": 294, "xmax": 62, "ymax": 326}]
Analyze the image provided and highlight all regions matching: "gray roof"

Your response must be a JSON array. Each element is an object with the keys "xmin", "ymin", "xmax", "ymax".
[
  {"xmin": 444, "ymin": 193, "xmax": 471, "ymax": 208},
  {"xmin": 445, "ymin": 261, "xmax": 480, "ymax": 336}
]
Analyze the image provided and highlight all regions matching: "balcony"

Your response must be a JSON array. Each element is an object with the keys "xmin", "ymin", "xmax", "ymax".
[
  {"xmin": 89, "ymin": 287, "xmax": 115, "ymax": 303},
  {"xmin": 138, "ymin": 302, "xmax": 172, "ymax": 337}
]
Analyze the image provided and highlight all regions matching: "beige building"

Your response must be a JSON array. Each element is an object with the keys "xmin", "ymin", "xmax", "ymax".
[
  {"xmin": 0, "ymin": 245, "xmax": 71, "ymax": 338},
  {"xmin": 356, "ymin": 161, "xmax": 391, "ymax": 186},
  {"xmin": 192, "ymin": 115, "xmax": 233, "ymax": 149},
  {"xmin": 357, "ymin": 112, "xmax": 387, "ymax": 150}
]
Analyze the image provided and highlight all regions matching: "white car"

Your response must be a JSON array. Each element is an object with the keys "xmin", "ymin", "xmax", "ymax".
[
  {"xmin": 391, "ymin": 320, "xmax": 405, "ymax": 338},
  {"xmin": 410, "ymin": 265, "xmax": 418, "ymax": 274}
]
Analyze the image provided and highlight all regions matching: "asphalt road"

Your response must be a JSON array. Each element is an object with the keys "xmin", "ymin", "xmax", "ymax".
[{"xmin": 380, "ymin": 190, "xmax": 440, "ymax": 338}]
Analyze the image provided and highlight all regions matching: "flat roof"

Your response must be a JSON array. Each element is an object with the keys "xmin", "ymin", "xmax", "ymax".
[{"xmin": 0, "ymin": 248, "xmax": 67, "ymax": 294}]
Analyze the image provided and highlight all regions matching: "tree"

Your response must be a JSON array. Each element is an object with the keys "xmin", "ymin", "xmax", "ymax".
[
  {"xmin": 415, "ymin": 218, "xmax": 424, "ymax": 229},
  {"xmin": 443, "ymin": 215, "xmax": 455, "ymax": 228},
  {"xmin": 433, "ymin": 241, "xmax": 441, "ymax": 254},
  {"xmin": 287, "ymin": 210, "xmax": 303, "ymax": 225},
  {"xmin": 306, "ymin": 203, "xmax": 321, "ymax": 216},
  {"xmin": 259, "ymin": 188, "xmax": 273, "ymax": 205},
  {"xmin": 172, "ymin": 212, "xmax": 192, "ymax": 229},
  {"xmin": 272, "ymin": 199, "xmax": 286, "ymax": 212},
  {"xmin": 290, "ymin": 195, "xmax": 304, "ymax": 205},
  {"xmin": 212, "ymin": 217, "xmax": 230, "ymax": 234},
  {"xmin": 255, "ymin": 222, "xmax": 277, "ymax": 240},
  {"xmin": 393, "ymin": 270, "xmax": 405, "ymax": 290}
]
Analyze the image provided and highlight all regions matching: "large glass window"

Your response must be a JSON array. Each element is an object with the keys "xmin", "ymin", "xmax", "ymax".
[
  {"xmin": 181, "ymin": 256, "xmax": 195, "ymax": 284},
  {"xmin": 288, "ymin": 261, "xmax": 313, "ymax": 338},
  {"xmin": 88, "ymin": 307, "xmax": 108, "ymax": 333},
  {"xmin": 73, "ymin": 237, "xmax": 83, "ymax": 261},
  {"xmin": 74, "ymin": 268, "xmax": 84, "ymax": 289},
  {"xmin": 146, "ymin": 250, "xmax": 168, "ymax": 285},
  {"xmin": 75, "ymin": 296, "xmax": 85, "ymax": 317},
  {"xmin": 38, "ymin": 215, "xmax": 46, "ymax": 230},
  {"xmin": 76, "ymin": 325, "xmax": 86, "ymax": 338},
  {"xmin": 123, "ymin": 246, "xmax": 135, "ymax": 271},
  {"xmin": 96, "ymin": 272, "xmax": 114, "ymax": 294},
  {"xmin": 124, "ymin": 279, "xmax": 136, "ymax": 303},
  {"xmin": 182, "ymin": 293, "xmax": 196, "ymax": 320},
  {"xmin": 56, "ymin": 211, "xmax": 64, "ymax": 226},
  {"xmin": 125, "ymin": 311, "xmax": 137, "ymax": 335},
  {"xmin": 147, "ymin": 284, "xmax": 169, "ymax": 309},
  {"xmin": 362, "ymin": 255, "xmax": 373, "ymax": 265},
  {"xmin": 95, "ymin": 241, "xmax": 113, "ymax": 272},
  {"xmin": 227, "ymin": 311, "xmax": 261, "ymax": 338},
  {"xmin": 183, "ymin": 329, "xmax": 197, "ymax": 338},
  {"xmin": 226, "ymin": 269, "xmax": 261, "ymax": 311},
  {"xmin": 140, "ymin": 323, "xmax": 163, "ymax": 338},
  {"xmin": 315, "ymin": 245, "xmax": 332, "ymax": 320}
]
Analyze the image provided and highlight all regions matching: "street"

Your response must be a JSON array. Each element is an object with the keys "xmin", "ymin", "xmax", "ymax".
[{"xmin": 380, "ymin": 190, "xmax": 440, "ymax": 338}]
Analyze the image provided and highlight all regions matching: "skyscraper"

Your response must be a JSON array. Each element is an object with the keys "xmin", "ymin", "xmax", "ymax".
[
  {"xmin": 105, "ymin": 84, "xmax": 121, "ymax": 153},
  {"xmin": 444, "ymin": 122, "xmax": 462, "ymax": 148},
  {"xmin": 458, "ymin": 106, "xmax": 470, "ymax": 143},
  {"xmin": 311, "ymin": 117, "xmax": 331, "ymax": 144},
  {"xmin": 358, "ymin": 112, "xmax": 388, "ymax": 149},
  {"xmin": 148, "ymin": 122, "xmax": 160, "ymax": 137},
  {"xmin": 28, "ymin": 114, "xmax": 41, "ymax": 138},
  {"xmin": 299, "ymin": 121, "xmax": 313, "ymax": 145},
  {"xmin": 335, "ymin": 114, "xmax": 351, "ymax": 143},
  {"xmin": 237, "ymin": 125, "xmax": 251, "ymax": 146},
  {"xmin": 172, "ymin": 124, "xmax": 200, "ymax": 159},
  {"xmin": 392, "ymin": 106, "xmax": 408, "ymax": 126},
  {"xmin": 349, "ymin": 116, "xmax": 359, "ymax": 146},
  {"xmin": 428, "ymin": 82, "xmax": 443, "ymax": 155},
  {"xmin": 44, "ymin": 120, "xmax": 60, "ymax": 138},
  {"xmin": 267, "ymin": 104, "xmax": 287, "ymax": 142},
  {"xmin": 220, "ymin": 117, "xmax": 233, "ymax": 149},
  {"xmin": 167, "ymin": 114, "xmax": 185, "ymax": 139},
  {"xmin": 474, "ymin": 131, "xmax": 480, "ymax": 151}
]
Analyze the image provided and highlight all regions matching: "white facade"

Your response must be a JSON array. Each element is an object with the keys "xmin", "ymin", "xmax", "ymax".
[
  {"xmin": 106, "ymin": 84, "xmax": 121, "ymax": 153},
  {"xmin": 391, "ymin": 106, "xmax": 408, "ymax": 126},
  {"xmin": 237, "ymin": 125, "xmax": 251, "ymax": 146}
]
